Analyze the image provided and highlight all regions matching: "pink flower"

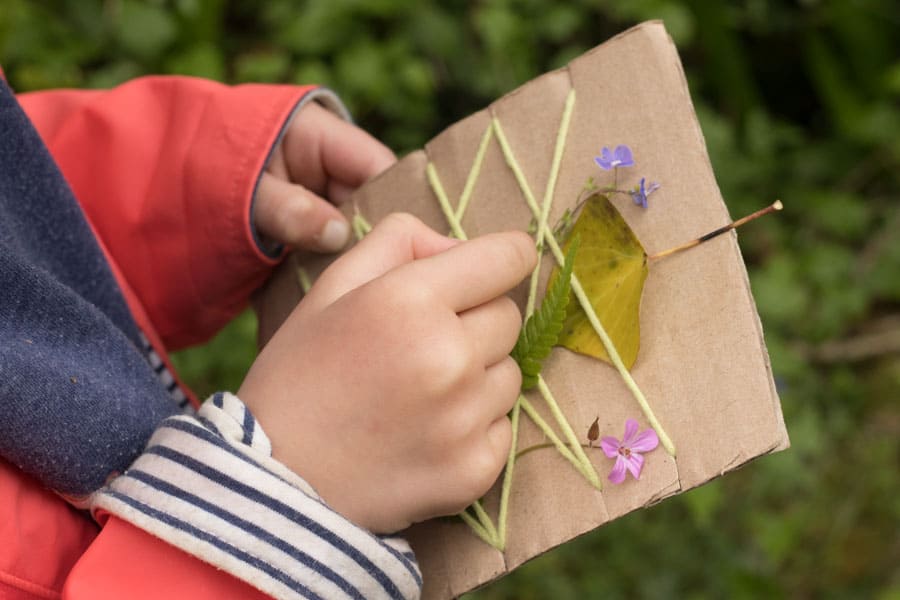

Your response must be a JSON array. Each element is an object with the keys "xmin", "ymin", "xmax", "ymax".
[{"xmin": 600, "ymin": 419, "xmax": 660, "ymax": 484}]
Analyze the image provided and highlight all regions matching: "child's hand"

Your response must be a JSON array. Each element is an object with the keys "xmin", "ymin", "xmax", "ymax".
[
  {"xmin": 238, "ymin": 214, "xmax": 537, "ymax": 532},
  {"xmin": 253, "ymin": 102, "xmax": 395, "ymax": 252}
]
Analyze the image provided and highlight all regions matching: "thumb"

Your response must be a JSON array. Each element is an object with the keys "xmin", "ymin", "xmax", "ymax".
[{"xmin": 304, "ymin": 213, "xmax": 458, "ymax": 311}]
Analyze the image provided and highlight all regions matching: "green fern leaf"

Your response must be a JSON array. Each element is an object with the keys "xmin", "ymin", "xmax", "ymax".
[{"xmin": 511, "ymin": 237, "xmax": 579, "ymax": 390}]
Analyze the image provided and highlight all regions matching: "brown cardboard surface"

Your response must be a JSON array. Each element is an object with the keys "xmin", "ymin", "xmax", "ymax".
[{"xmin": 254, "ymin": 21, "xmax": 788, "ymax": 598}]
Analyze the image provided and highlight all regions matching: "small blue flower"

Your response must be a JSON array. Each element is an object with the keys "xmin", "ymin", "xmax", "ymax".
[
  {"xmin": 630, "ymin": 178, "xmax": 660, "ymax": 209},
  {"xmin": 594, "ymin": 145, "xmax": 635, "ymax": 170}
]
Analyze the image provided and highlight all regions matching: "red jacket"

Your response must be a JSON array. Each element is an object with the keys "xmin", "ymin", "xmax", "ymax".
[{"xmin": 2, "ymin": 76, "xmax": 320, "ymax": 600}]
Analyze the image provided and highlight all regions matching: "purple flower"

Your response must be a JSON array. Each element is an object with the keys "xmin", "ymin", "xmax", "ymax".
[
  {"xmin": 594, "ymin": 145, "xmax": 635, "ymax": 170},
  {"xmin": 600, "ymin": 419, "xmax": 659, "ymax": 484},
  {"xmin": 630, "ymin": 177, "xmax": 660, "ymax": 209}
]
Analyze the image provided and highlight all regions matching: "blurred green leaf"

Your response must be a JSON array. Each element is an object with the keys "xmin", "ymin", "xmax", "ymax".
[
  {"xmin": 292, "ymin": 60, "xmax": 334, "ymax": 87},
  {"xmin": 682, "ymin": 481, "xmax": 723, "ymax": 527},
  {"xmin": 165, "ymin": 42, "xmax": 226, "ymax": 80},
  {"xmin": 886, "ymin": 62, "xmax": 900, "ymax": 95},
  {"xmin": 750, "ymin": 255, "xmax": 811, "ymax": 328},
  {"xmin": 171, "ymin": 310, "xmax": 257, "ymax": 398},
  {"xmin": 234, "ymin": 49, "xmax": 290, "ymax": 83},
  {"xmin": 84, "ymin": 60, "xmax": 144, "ymax": 88},
  {"xmin": 115, "ymin": 0, "xmax": 178, "ymax": 60},
  {"xmin": 272, "ymin": 1, "xmax": 353, "ymax": 55},
  {"xmin": 802, "ymin": 191, "xmax": 871, "ymax": 241},
  {"xmin": 603, "ymin": 0, "xmax": 695, "ymax": 45}
]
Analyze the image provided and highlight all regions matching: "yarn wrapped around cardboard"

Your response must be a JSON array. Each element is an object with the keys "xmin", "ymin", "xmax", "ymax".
[{"xmin": 255, "ymin": 21, "xmax": 789, "ymax": 598}]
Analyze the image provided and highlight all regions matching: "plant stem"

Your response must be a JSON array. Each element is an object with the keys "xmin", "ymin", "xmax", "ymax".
[
  {"xmin": 649, "ymin": 200, "xmax": 783, "ymax": 261},
  {"xmin": 519, "ymin": 396, "xmax": 596, "ymax": 485},
  {"xmin": 516, "ymin": 441, "xmax": 595, "ymax": 460}
]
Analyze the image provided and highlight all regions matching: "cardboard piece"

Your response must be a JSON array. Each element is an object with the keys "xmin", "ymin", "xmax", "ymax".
[{"xmin": 255, "ymin": 21, "xmax": 788, "ymax": 598}]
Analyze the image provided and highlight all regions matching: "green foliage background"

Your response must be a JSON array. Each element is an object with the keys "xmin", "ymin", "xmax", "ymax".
[{"xmin": 3, "ymin": 0, "xmax": 898, "ymax": 596}]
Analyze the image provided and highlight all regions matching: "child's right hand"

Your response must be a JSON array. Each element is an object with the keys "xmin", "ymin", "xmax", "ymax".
[{"xmin": 238, "ymin": 213, "xmax": 536, "ymax": 533}]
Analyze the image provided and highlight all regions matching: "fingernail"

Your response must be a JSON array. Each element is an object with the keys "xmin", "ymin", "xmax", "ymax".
[{"xmin": 318, "ymin": 219, "xmax": 350, "ymax": 252}]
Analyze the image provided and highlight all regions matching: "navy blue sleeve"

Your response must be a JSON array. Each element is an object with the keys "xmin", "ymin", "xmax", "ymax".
[{"xmin": 0, "ymin": 79, "xmax": 180, "ymax": 498}]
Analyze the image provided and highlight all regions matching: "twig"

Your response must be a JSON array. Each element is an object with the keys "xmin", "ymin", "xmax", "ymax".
[{"xmin": 649, "ymin": 200, "xmax": 783, "ymax": 261}]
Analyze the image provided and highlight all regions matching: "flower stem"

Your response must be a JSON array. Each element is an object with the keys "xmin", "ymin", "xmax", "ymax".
[
  {"xmin": 516, "ymin": 441, "xmax": 594, "ymax": 460},
  {"xmin": 649, "ymin": 200, "xmax": 783, "ymax": 261},
  {"xmin": 519, "ymin": 396, "xmax": 592, "ymax": 481}
]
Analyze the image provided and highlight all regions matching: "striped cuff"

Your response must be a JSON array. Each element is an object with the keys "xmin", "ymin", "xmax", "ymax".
[{"xmin": 92, "ymin": 392, "xmax": 422, "ymax": 600}]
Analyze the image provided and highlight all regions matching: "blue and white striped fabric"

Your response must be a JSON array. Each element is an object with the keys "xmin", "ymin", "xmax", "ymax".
[
  {"xmin": 140, "ymin": 333, "xmax": 191, "ymax": 412},
  {"xmin": 93, "ymin": 392, "xmax": 422, "ymax": 600}
]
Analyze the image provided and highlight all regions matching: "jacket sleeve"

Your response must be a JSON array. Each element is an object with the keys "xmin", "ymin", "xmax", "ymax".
[
  {"xmin": 18, "ymin": 77, "xmax": 348, "ymax": 350},
  {"xmin": 66, "ymin": 393, "xmax": 422, "ymax": 600}
]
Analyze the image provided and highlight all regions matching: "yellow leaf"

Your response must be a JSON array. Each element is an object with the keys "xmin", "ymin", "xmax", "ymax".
[{"xmin": 551, "ymin": 193, "xmax": 647, "ymax": 369}]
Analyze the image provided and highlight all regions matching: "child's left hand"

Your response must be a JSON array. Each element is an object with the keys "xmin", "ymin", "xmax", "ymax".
[{"xmin": 253, "ymin": 101, "xmax": 395, "ymax": 253}]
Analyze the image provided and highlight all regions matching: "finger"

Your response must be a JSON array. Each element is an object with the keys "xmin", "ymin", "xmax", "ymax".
[
  {"xmin": 486, "ymin": 416, "xmax": 513, "ymax": 471},
  {"xmin": 254, "ymin": 173, "xmax": 350, "ymax": 253},
  {"xmin": 400, "ymin": 230, "xmax": 537, "ymax": 313},
  {"xmin": 458, "ymin": 296, "xmax": 523, "ymax": 366},
  {"xmin": 479, "ymin": 356, "xmax": 522, "ymax": 422},
  {"xmin": 327, "ymin": 179, "xmax": 356, "ymax": 206},
  {"xmin": 304, "ymin": 213, "xmax": 458, "ymax": 311},
  {"xmin": 480, "ymin": 359, "xmax": 520, "ymax": 473},
  {"xmin": 282, "ymin": 103, "xmax": 396, "ymax": 198},
  {"xmin": 426, "ymin": 359, "xmax": 517, "ymax": 516}
]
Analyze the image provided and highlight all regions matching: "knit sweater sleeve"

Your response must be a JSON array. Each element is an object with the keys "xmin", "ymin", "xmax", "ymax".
[{"xmin": 76, "ymin": 392, "xmax": 422, "ymax": 600}]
